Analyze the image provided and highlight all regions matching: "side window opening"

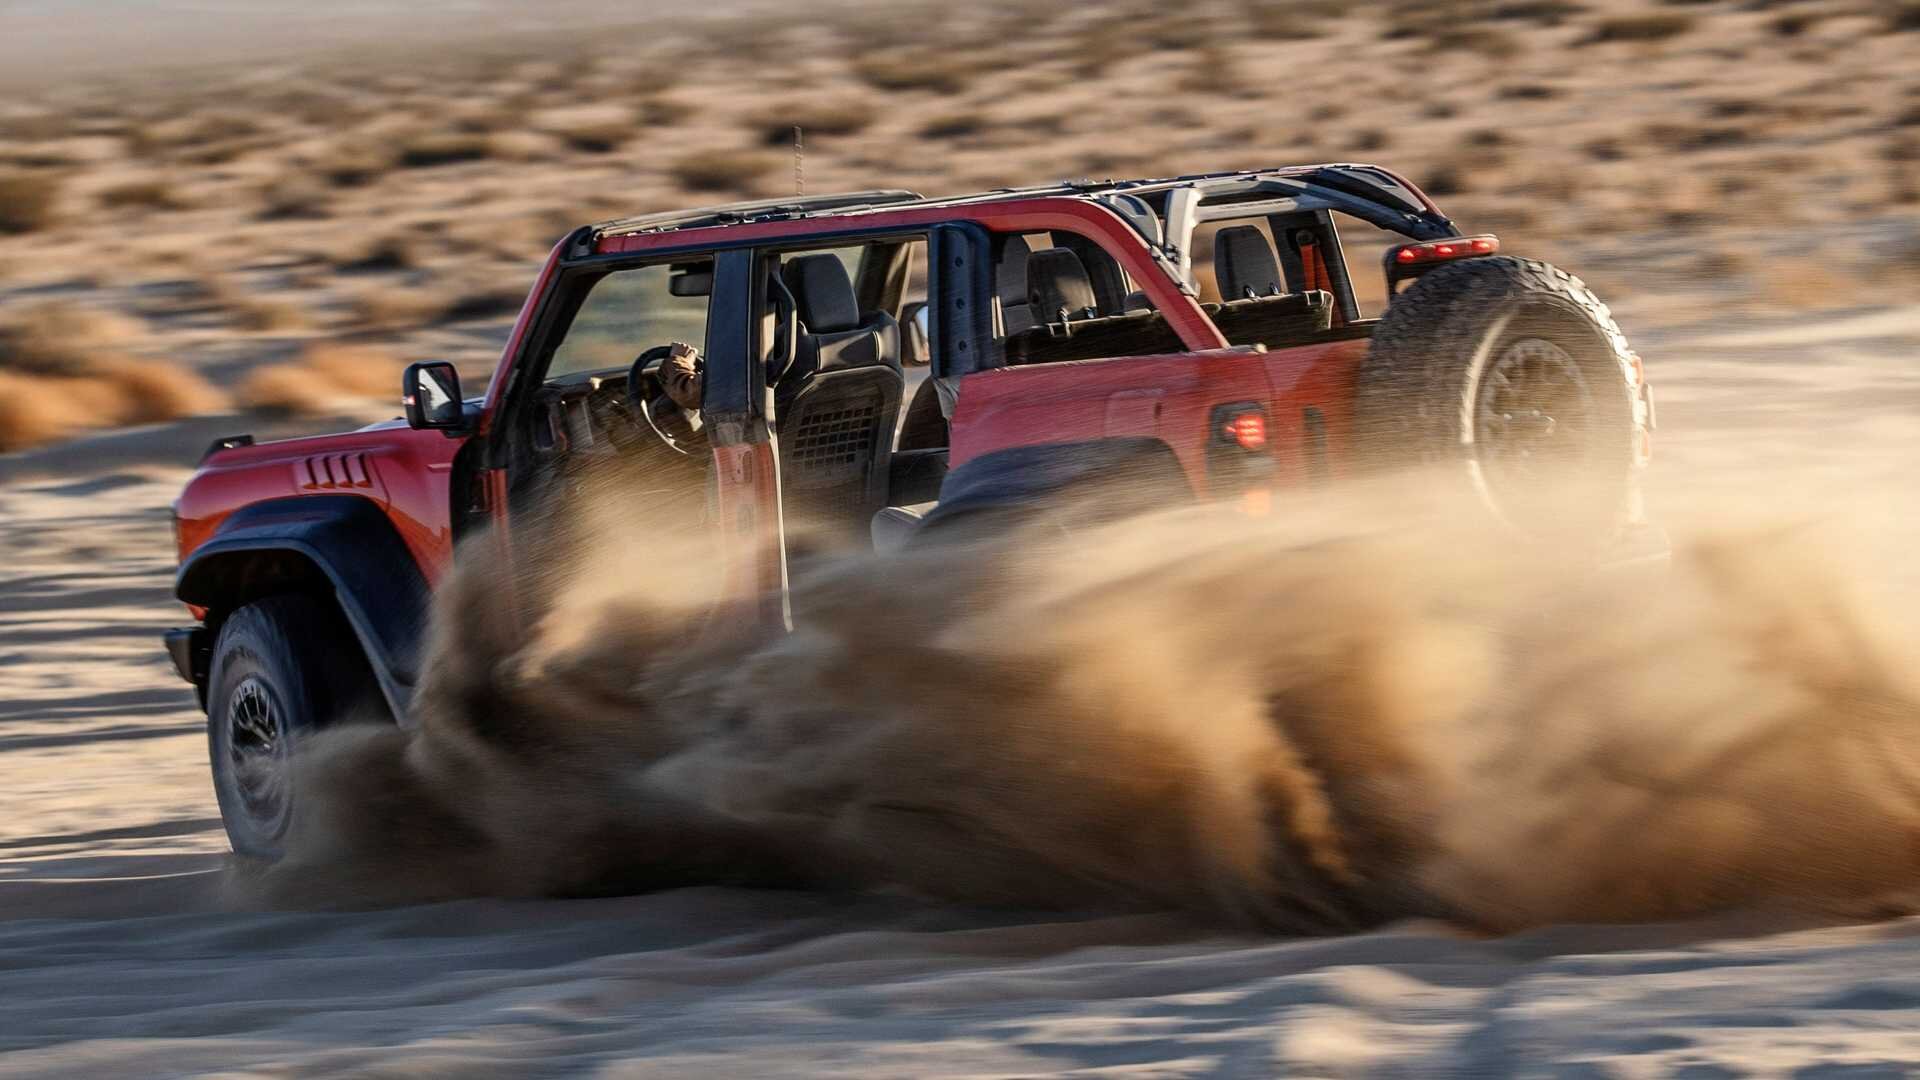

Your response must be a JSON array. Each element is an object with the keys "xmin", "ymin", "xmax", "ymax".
[
  {"xmin": 759, "ymin": 235, "xmax": 931, "ymax": 546},
  {"xmin": 547, "ymin": 259, "xmax": 713, "ymax": 382},
  {"xmin": 991, "ymin": 228, "xmax": 1180, "ymax": 368},
  {"xmin": 1188, "ymin": 210, "xmax": 1405, "ymax": 350}
]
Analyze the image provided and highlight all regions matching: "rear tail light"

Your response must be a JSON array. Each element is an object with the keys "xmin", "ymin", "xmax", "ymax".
[
  {"xmin": 1384, "ymin": 234, "xmax": 1500, "ymax": 291},
  {"xmin": 1222, "ymin": 411, "xmax": 1267, "ymax": 450},
  {"xmin": 1207, "ymin": 402, "xmax": 1274, "ymax": 501}
]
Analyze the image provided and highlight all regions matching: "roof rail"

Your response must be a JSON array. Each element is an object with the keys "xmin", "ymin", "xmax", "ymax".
[{"xmin": 595, "ymin": 189, "xmax": 926, "ymax": 238}]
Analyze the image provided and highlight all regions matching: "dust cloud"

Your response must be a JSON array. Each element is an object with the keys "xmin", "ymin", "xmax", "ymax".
[{"xmin": 240, "ymin": 456, "xmax": 1920, "ymax": 935}]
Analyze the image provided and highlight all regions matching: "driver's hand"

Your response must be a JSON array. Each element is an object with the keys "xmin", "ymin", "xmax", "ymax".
[{"xmin": 659, "ymin": 342, "xmax": 703, "ymax": 412}]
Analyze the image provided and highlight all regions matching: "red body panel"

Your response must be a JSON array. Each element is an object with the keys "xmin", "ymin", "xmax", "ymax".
[
  {"xmin": 173, "ymin": 424, "xmax": 466, "ymax": 585},
  {"xmin": 949, "ymin": 338, "xmax": 1369, "ymax": 494}
]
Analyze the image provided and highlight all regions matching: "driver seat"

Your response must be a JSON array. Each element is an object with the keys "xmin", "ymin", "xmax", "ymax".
[{"xmin": 775, "ymin": 254, "xmax": 905, "ymax": 542}]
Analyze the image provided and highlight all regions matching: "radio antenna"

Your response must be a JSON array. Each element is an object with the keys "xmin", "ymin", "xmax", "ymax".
[{"xmin": 793, "ymin": 125, "xmax": 804, "ymax": 196}]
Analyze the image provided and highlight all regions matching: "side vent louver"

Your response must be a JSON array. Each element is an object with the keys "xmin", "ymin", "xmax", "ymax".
[{"xmin": 297, "ymin": 452, "xmax": 373, "ymax": 490}]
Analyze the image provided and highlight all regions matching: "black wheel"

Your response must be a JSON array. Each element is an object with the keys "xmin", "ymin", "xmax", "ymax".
[
  {"xmin": 206, "ymin": 595, "xmax": 379, "ymax": 859},
  {"xmin": 1354, "ymin": 255, "xmax": 1643, "ymax": 538}
]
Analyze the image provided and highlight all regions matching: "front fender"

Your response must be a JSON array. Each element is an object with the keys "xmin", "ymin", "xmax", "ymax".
[{"xmin": 176, "ymin": 494, "xmax": 429, "ymax": 723}]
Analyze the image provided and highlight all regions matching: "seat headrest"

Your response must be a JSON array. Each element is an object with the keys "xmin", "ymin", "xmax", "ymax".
[
  {"xmin": 1214, "ymin": 225, "xmax": 1284, "ymax": 300},
  {"xmin": 1026, "ymin": 247, "xmax": 1098, "ymax": 323},
  {"xmin": 782, "ymin": 254, "xmax": 861, "ymax": 334}
]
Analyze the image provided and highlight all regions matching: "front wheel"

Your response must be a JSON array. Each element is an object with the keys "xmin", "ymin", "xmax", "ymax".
[{"xmin": 206, "ymin": 595, "xmax": 378, "ymax": 859}]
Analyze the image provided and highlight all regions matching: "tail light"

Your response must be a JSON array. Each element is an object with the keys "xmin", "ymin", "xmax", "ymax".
[
  {"xmin": 1207, "ymin": 402, "xmax": 1274, "ymax": 503},
  {"xmin": 1384, "ymin": 234, "xmax": 1500, "ymax": 291}
]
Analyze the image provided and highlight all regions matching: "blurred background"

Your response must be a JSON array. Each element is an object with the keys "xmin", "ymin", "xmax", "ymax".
[{"xmin": 0, "ymin": 0, "xmax": 1915, "ymax": 454}]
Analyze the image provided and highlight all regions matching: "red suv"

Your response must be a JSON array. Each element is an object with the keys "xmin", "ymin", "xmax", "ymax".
[{"xmin": 165, "ymin": 165, "xmax": 1658, "ymax": 856}]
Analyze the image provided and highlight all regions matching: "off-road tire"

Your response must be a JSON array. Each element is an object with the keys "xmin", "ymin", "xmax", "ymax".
[
  {"xmin": 206, "ymin": 594, "xmax": 379, "ymax": 860},
  {"xmin": 1354, "ymin": 255, "xmax": 1641, "ymax": 537}
]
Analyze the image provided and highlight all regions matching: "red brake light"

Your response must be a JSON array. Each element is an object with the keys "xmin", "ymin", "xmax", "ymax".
[
  {"xmin": 1389, "ymin": 234, "xmax": 1500, "ymax": 267},
  {"xmin": 1224, "ymin": 413, "xmax": 1266, "ymax": 450}
]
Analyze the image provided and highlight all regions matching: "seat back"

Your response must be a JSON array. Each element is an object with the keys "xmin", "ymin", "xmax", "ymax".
[
  {"xmin": 1006, "ymin": 246, "xmax": 1184, "ymax": 365},
  {"xmin": 775, "ymin": 253, "xmax": 905, "ymax": 539},
  {"xmin": 1213, "ymin": 225, "xmax": 1285, "ymax": 300}
]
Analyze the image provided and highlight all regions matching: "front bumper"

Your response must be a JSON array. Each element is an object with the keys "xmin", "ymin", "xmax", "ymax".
[{"xmin": 164, "ymin": 627, "xmax": 209, "ymax": 707}]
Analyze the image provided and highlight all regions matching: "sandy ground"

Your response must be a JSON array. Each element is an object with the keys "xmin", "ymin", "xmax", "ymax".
[{"xmin": 1, "ymin": 302, "xmax": 1919, "ymax": 1076}]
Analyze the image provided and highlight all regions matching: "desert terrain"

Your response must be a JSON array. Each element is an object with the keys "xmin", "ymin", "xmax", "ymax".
[{"xmin": 4, "ymin": 0, "xmax": 1920, "ymax": 1075}]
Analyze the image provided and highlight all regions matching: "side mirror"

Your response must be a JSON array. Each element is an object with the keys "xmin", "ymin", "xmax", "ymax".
[
  {"xmin": 403, "ymin": 361, "xmax": 464, "ymax": 430},
  {"xmin": 900, "ymin": 300, "xmax": 931, "ymax": 366}
]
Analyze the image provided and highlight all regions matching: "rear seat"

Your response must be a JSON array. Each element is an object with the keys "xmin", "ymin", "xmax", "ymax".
[
  {"xmin": 1006, "ymin": 247, "xmax": 1184, "ymax": 365},
  {"xmin": 1207, "ymin": 225, "xmax": 1334, "ymax": 347}
]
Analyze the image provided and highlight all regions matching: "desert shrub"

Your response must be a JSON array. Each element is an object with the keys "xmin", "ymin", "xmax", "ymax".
[
  {"xmin": 668, "ymin": 149, "xmax": 781, "ymax": 195},
  {"xmin": 98, "ymin": 177, "xmax": 185, "ymax": 211},
  {"xmin": 1422, "ymin": 162, "xmax": 1471, "ymax": 196},
  {"xmin": 919, "ymin": 111, "xmax": 988, "ymax": 140},
  {"xmin": 1488, "ymin": 0, "xmax": 1585, "ymax": 19},
  {"xmin": 1245, "ymin": 0, "xmax": 1340, "ymax": 38},
  {"xmin": 639, "ymin": 95, "xmax": 694, "ymax": 127},
  {"xmin": 1497, "ymin": 82, "xmax": 1559, "ymax": 100},
  {"xmin": 1582, "ymin": 12, "xmax": 1695, "ymax": 44},
  {"xmin": 1583, "ymin": 136, "xmax": 1626, "ymax": 161},
  {"xmin": 239, "ymin": 343, "xmax": 399, "ymax": 417},
  {"xmin": 853, "ymin": 50, "xmax": 971, "ymax": 94},
  {"xmin": 89, "ymin": 357, "xmax": 226, "ymax": 422},
  {"xmin": 396, "ymin": 132, "xmax": 492, "ymax": 168},
  {"xmin": 557, "ymin": 120, "xmax": 631, "ymax": 154},
  {"xmin": 535, "ymin": 106, "xmax": 636, "ymax": 154},
  {"xmin": 348, "ymin": 285, "xmax": 450, "ymax": 330},
  {"xmin": 1351, "ymin": 129, "xmax": 1391, "ymax": 153},
  {"xmin": 1428, "ymin": 25, "xmax": 1522, "ymax": 58},
  {"xmin": 257, "ymin": 174, "xmax": 330, "ymax": 220},
  {"xmin": 0, "ymin": 371, "xmax": 86, "ymax": 450},
  {"xmin": 746, "ymin": 100, "xmax": 877, "ymax": 147},
  {"xmin": 1888, "ymin": 0, "xmax": 1920, "ymax": 32},
  {"xmin": 1770, "ymin": 11, "xmax": 1826, "ymax": 36},
  {"xmin": 129, "ymin": 111, "xmax": 263, "ymax": 158},
  {"xmin": 318, "ymin": 140, "xmax": 397, "ymax": 187},
  {"xmin": 333, "ymin": 232, "xmax": 421, "ymax": 273},
  {"xmin": 0, "ymin": 303, "xmax": 142, "ymax": 374},
  {"xmin": 1642, "ymin": 122, "xmax": 1749, "ymax": 153},
  {"xmin": 1070, "ymin": 21, "xmax": 1151, "ymax": 76},
  {"xmin": 0, "ymin": 171, "xmax": 59, "ymax": 234},
  {"xmin": 229, "ymin": 296, "xmax": 309, "ymax": 333},
  {"xmin": 442, "ymin": 281, "xmax": 528, "ymax": 322},
  {"xmin": 0, "ymin": 351, "xmax": 222, "ymax": 450}
]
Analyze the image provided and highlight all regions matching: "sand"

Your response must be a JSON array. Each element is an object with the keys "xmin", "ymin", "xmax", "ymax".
[{"xmin": 2, "ymin": 302, "xmax": 1919, "ymax": 1076}]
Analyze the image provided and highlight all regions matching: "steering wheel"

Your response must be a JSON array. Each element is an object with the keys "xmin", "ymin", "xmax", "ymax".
[{"xmin": 626, "ymin": 344, "xmax": 705, "ymax": 456}]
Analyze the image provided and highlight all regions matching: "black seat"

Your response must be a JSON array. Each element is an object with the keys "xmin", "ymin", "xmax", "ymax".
[
  {"xmin": 1208, "ymin": 225, "xmax": 1335, "ymax": 348},
  {"xmin": 1214, "ymin": 225, "xmax": 1284, "ymax": 300},
  {"xmin": 775, "ymin": 254, "xmax": 904, "ymax": 541},
  {"xmin": 1006, "ymin": 246, "xmax": 1184, "ymax": 365},
  {"xmin": 1025, "ymin": 247, "xmax": 1100, "ymax": 324}
]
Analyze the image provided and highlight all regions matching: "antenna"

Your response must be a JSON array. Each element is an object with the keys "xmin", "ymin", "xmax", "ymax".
[{"xmin": 793, "ymin": 124, "xmax": 804, "ymax": 196}]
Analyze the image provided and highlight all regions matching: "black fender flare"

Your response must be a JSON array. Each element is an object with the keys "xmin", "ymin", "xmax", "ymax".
[
  {"xmin": 176, "ymin": 495, "xmax": 428, "ymax": 725},
  {"xmin": 921, "ymin": 437, "xmax": 1192, "ymax": 532}
]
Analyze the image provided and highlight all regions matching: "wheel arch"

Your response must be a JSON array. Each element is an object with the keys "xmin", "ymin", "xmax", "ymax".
[
  {"xmin": 921, "ymin": 436, "xmax": 1193, "ymax": 532},
  {"xmin": 177, "ymin": 495, "xmax": 428, "ymax": 725}
]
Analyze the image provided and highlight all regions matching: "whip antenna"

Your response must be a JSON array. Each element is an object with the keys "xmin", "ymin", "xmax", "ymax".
[{"xmin": 793, "ymin": 124, "xmax": 804, "ymax": 196}]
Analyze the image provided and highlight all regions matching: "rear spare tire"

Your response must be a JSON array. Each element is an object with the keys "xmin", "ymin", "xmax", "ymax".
[
  {"xmin": 1354, "ymin": 255, "xmax": 1642, "ymax": 538},
  {"xmin": 206, "ymin": 594, "xmax": 378, "ymax": 859}
]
